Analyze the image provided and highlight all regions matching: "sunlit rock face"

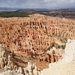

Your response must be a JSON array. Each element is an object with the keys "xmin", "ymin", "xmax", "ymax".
[
  {"xmin": 0, "ymin": 14, "xmax": 75, "ymax": 75},
  {"xmin": 0, "ymin": 44, "xmax": 41, "ymax": 75},
  {"xmin": 0, "ymin": 14, "xmax": 75, "ymax": 55},
  {"xmin": 63, "ymin": 39, "xmax": 75, "ymax": 63},
  {"xmin": 41, "ymin": 39, "xmax": 75, "ymax": 75}
]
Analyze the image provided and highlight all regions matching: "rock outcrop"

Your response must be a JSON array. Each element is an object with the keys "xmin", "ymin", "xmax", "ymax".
[
  {"xmin": 0, "ymin": 14, "xmax": 75, "ymax": 55},
  {"xmin": 0, "ymin": 44, "xmax": 41, "ymax": 75},
  {"xmin": 0, "ymin": 14, "xmax": 75, "ymax": 74},
  {"xmin": 39, "ymin": 47, "xmax": 64, "ymax": 63},
  {"xmin": 41, "ymin": 39, "xmax": 75, "ymax": 75}
]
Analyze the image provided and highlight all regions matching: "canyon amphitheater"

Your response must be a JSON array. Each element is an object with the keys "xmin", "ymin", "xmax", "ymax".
[
  {"xmin": 0, "ymin": 39, "xmax": 75, "ymax": 75},
  {"xmin": 0, "ymin": 14, "xmax": 75, "ymax": 75}
]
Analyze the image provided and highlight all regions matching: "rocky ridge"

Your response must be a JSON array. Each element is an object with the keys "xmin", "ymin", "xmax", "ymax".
[
  {"xmin": 0, "ymin": 14, "xmax": 75, "ymax": 54},
  {"xmin": 0, "ymin": 44, "xmax": 41, "ymax": 75},
  {"xmin": 0, "ymin": 39, "xmax": 75, "ymax": 75},
  {"xmin": 41, "ymin": 39, "xmax": 75, "ymax": 75}
]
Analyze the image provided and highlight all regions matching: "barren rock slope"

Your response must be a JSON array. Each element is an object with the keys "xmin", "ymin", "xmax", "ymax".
[{"xmin": 41, "ymin": 39, "xmax": 75, "ymax": 75}]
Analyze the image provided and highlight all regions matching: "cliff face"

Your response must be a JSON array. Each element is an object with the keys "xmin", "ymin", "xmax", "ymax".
[
  {"xmin": 0, "ymin": 14, "xmax": 75, "ymax": 54},
  {"xmin": 41, "ymin": 39, "xmax": 75, "ymax": 75},
  {"xmin": 0, "ymin": 14, "xmax": 75, "ymax": 75},
  {"xmin": 63, "ymin": 39, "xmax": 75, "ymax": 62},
  {"xmin": 0, "ymin": 39, "xmax": 75, "ymax": 75},
  {"xmin": 0, "ymin": 44, "xmax": 41, "ymax": 75}
]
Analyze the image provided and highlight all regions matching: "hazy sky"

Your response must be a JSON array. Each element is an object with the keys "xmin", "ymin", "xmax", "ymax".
[{"xmin": 0, "ymin": 0, "xmax": 75, "ymax": 9}]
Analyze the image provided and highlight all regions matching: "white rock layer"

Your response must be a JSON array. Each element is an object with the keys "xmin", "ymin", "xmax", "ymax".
[{"xmin": 41, "ymin": 39, "xmax": 75, "ymax": 75}]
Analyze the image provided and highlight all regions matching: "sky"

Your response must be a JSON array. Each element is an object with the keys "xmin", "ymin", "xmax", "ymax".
[{"xmin": 0, "ymin": 0, "xmax": 75, "ymax": 9}]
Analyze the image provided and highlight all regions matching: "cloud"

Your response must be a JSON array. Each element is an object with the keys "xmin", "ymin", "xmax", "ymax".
[
  {"xmin": 70, "ymin": 0, "xmax": 75, "ymax": 3},
  {"xmin": 0, "ymin": 0, "xmax": 75, "ymax": 9}
]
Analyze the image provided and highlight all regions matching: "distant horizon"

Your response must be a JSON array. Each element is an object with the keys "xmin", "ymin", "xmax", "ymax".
[
  {"xmin": 0, "ymin": 0, "xmax": 75, "ymax": 10},
  {"xmin": 0, "ymin": 7, "xmax": 75, "ymax": 10}
]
